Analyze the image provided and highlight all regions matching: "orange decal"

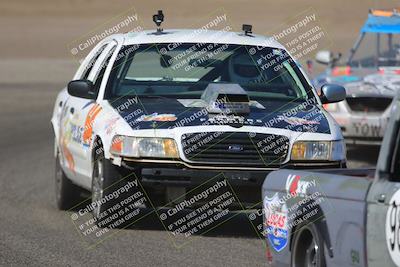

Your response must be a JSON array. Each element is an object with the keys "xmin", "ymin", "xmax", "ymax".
[
  {"xmin": 371, "ymin": 10, "xmax": 393, "ymax": 17},
  {"xmin": 110, "ymin": 137, "xmax": 123, "ymax": 153},
  {"xmin": 83, "ymin": 104, "xmax": 102, "ymax": 145},
  {"xmin": 370, "ymin": 9, "xmax": 400, "ymax": 17},
  {"xmin": 332, "ymin": 66, "xmax": 351, "ymax": 76},
  {"xmin": 61, "ymin": 138, "xmax": 75, "ymax": 174}
]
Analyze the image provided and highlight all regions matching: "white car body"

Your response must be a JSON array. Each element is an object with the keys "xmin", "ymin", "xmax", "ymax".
[{"xmin": 51, "ymin": 29, "xmax": 345, "ymax": 206}]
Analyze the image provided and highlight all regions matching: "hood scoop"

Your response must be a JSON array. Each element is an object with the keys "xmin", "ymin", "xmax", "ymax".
[{"xmin": 201, "ymin": 83, "xmax": 250, "ymax": 114}]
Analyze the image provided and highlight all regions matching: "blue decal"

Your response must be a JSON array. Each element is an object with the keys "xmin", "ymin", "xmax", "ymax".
[
  {"xmin": 266, "ymin": 225, "xmax": 289, "ymax": 252},
  {"xmin": 263, "ymin": 194, "xmax": 289, "ymax": 252},
  {"xmin": 331, "ymin": 75, "xmax": 360, "ymax": 83},
  {"xmin": 82, "ymin": 100, "xmax": 95, "ymax": 110}
]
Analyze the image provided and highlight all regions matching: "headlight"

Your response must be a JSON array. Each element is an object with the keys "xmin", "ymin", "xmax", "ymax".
[
  {"xmin": 110, "ymin": 135, "xmax": 179, "ymax": 158},
  {"xmin": 291, "ymin": 140, "xmax": 345, "ymax": 161}
]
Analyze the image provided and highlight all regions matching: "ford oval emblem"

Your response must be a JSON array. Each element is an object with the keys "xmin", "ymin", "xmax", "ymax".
[{"xmin": 228, "ymin": 144, "xmax": 243, "ymax": 152}]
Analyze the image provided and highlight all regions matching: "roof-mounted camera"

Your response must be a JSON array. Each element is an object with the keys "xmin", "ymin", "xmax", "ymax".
[
  {"xmin": 153, "ymin": 10, "xmax": 164, "ymax": 33},
  {"xmin": 242, "ymin": 24, "xmax": 253, "ymax": 36}
]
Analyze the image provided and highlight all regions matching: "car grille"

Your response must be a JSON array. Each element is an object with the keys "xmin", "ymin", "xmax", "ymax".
[
  {"xmin": 181, "ymin": 132, "xmax": 289, "ymax": 167},
  {"xmin": 346, "ymin": 97, "xmax": 392, "ymax": 113}
]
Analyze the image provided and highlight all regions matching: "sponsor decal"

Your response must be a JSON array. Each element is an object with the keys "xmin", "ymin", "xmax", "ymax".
[
  {"xmin": 212, "ymin": 101, "xmax": 247, "ymax": 110},
  {"xmin": 205, "ymin": 115, "xmax": 263, "ymax": 125},
  {"xmin": 83, "ymin": 104, "xmax": 102, "ymax": 146},
  {"xmin": 59, "ymin": 107, "xmax": 76, "ymax": 174},
  {"xmin": 263, "ymin": 193, "xmax": 289, "ymax": 252},
  {"xmin": 285, "ymin": 174, "xmax": 314, "ymax": 197},
  {"xmin": 70, "ymin": 123, "xmax": 84, "ymax": 144},
  {"xmin": 136, "ymin": 113, "xmax": 177, "ymax": 122},
  {"xmin": 70, "ymin": 113, "xmax": 84, "ymax": 145},
  {"xmin": 104, "ymin": 116, "xmax": 120, "ymax": 135},
  {"xmin": 177, "ymin": 99, "xmax": 265, "ymax": 109},
  {"xmin": 385, "ymin": 189, "xmax": 400, "ymax": 266},
  {"xmin": 281, "ymin": 116, "xmax": 319, "ymax": 126},
  {"xmin": 61, "ymin": 139, "xmax": 75, "ymax": 174},
  {"xmin": 207, "ymin": 115, "xmax": 243, "ymax": 124}
]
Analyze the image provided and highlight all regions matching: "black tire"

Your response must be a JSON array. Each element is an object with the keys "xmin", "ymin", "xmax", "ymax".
[
  {"xmin": 55, "ymin": 154, "xmax": 83, "ymax": 210},
  {"xmin": 91, "ymin": 150, "xmax": 132, "ymax": 228},
  {"xmin": 291, "ymin": 221, "xmax": 326, "ymax": 267}
]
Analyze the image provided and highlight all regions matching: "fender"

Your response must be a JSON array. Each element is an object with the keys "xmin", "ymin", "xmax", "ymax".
[
  {"xmin": 51, "ymin": 88, "xmax": 69, "ymax": 157},
  {"xmin": 263, "ymin": 169, "xmax": 372, "ymax": 266}
]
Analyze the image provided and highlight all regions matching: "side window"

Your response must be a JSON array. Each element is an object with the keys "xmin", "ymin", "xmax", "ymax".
[
  {"xmin": 80, "ymin": 44, "xmax": 108, "ymax": 80},
  {"xmin": 92, "ymin": 46, "xmax": 117, "ymax": 96}
]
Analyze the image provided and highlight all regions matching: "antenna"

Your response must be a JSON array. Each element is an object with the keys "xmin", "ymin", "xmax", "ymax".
[{"xmin": 153, "ymin": 10, "xmax": 164, "ymax": 33}]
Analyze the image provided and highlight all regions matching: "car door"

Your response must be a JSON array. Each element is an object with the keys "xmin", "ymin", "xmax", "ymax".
[
  {"xmin": 62, "ymin": 41, "xmax": 116, "ymax": 188},
  {"xmin": 366, "ymin": 100, "xmax": 400, "ymax": 267}
]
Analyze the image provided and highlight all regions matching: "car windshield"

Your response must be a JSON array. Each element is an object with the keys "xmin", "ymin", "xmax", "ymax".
[
  {"xmin": 105, "ymin": 43, "xmax": 315, "ymax": 103},
  {"xmin": 348, "ymin": 33, "xmax": 400, "ymax": 67}
]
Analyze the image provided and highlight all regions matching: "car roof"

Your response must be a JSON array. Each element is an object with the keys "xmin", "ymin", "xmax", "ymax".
[{"xmin": 118, "ymin": 29, "xmax": 285, "ymax": 49}]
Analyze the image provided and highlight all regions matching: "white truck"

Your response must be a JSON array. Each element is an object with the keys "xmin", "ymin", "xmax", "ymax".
[{"xmin": 262, "ymin": 91, "xmax": 400, "ymax": 266}]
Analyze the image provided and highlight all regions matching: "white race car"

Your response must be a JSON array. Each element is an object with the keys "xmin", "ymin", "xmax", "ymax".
[
  {"xmin": 314, "ymin": 9, "xmax": 400, "ymax": 146},
  {"xmin": 51, "ymin": 17, "xmax": 347, "ymax": 224}
]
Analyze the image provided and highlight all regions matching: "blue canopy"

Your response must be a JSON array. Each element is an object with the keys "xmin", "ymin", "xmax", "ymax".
[{"xmin": 361, "ymin": 14, "xmax": 400, "ymax": 34}]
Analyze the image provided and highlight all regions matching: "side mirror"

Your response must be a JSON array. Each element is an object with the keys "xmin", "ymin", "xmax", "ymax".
[
  {"xmin": 67, "ymin": 80, "xmax": 95, "ymax": 99},
  {"xmin": 320, "ymin": 84, "xmax": 346, "ymax": 104},
  {"xmin": 315, "ymin": 50, "xmax": 332, "ymax": 65}
]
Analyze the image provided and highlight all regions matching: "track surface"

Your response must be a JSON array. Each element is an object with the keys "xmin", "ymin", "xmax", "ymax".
[{"xmin": 0, "ymin": 83, "xmax": 378, "ymax": 266}]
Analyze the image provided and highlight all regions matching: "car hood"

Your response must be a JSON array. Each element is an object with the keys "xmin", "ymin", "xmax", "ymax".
[{"xmin": 108, "ymin": 97, "xmax": 331, "ymax": 134}]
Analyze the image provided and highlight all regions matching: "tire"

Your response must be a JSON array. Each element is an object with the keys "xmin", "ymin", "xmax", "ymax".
[
  {"xmin": 55, "ymin": 154, "xmax": 83, "ymax": 210},
  {"xmin": 291, "ymin": 221, "xmax": 326, "ymax": 267},
  {"xmin": 91, "ymin": 150, "xmax": 132, "ymax": 227}
]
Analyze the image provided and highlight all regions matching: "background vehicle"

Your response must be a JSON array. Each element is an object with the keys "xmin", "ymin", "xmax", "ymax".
[
  {"xmin": 51, "ymin": 25, "xmax": 347, "ymax": 221},
  {"xmin": 313, "ymin": 9, "xmax": 400, "ymax": 146},
  {"xmin": 262, "ymin": 91, "xmax": 400, "ymax": 266}
]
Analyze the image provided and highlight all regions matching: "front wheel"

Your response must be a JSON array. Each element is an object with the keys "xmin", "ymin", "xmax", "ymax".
[
  {"xmin": 55, "ymin": 154, "xmax": 83, "ymax": 210},
  {"xmin": 91, "ymin": 152, "xmax": 136, "ymax": 228},
  {"xmin": 291, "ymin": 222, "xmax": 326, "ymax": 267},
  {"xmin": 91, "ymin": 155, "xmax": 123, "ymax": 223}
]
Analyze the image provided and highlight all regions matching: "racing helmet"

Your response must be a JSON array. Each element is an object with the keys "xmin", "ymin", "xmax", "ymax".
[{"xmin": 228, "ymin": 53, "xmax": 263, "ymax": 84}]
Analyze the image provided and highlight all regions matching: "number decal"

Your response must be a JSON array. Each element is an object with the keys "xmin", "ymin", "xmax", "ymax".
[{"xmin": 386, "ymin": 190, "xmax": 400, "ymax": 265}]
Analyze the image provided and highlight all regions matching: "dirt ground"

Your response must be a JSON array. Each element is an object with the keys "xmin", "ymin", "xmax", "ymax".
[{"xmin": 0, "ymin": 0, "xmax": 398, "ymax": 83}]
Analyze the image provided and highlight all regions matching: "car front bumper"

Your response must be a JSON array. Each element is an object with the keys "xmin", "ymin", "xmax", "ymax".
[
  {"xmin": 120, "ymin": 159, "xmax": 344, "ymax": 208},
  {"xmin": 333, "ymin": 112, "xmax": 388, "ymax": 145}
]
